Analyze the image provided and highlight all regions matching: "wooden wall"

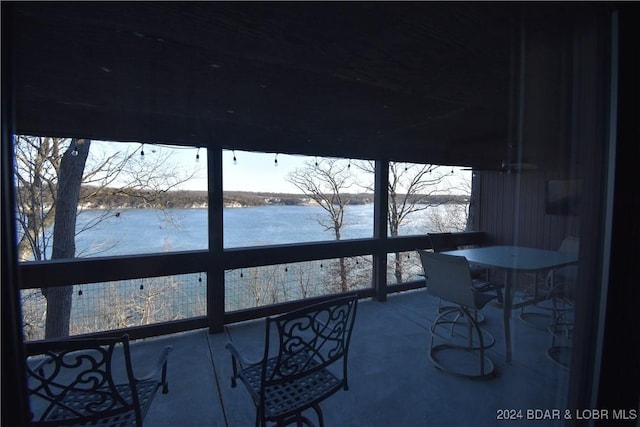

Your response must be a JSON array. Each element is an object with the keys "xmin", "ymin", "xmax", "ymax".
[{"xmin": 472, "ymin": 170, "xmax": 580, "ymax": 250}]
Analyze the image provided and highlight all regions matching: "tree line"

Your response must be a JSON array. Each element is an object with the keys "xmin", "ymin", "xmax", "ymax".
[{"xmin": 40, "ymin": 187, "xmax": 468, "ymax": 209}]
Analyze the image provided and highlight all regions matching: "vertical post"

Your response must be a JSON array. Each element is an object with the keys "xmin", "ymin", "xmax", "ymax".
[
  {"xmin": 467, "ymin": 172, "xmax": 481, "ymax": 232},
  {"xmin": 2, "ymin": 4, "xmax": 32, "ymax": 422},
  {"xmin": 207, "ymin": 148, "xmax": 225, "ymax": 333},
  {"xmin": 373, "ymin": 159, "xmax": 389, "ymax": 302},
  {"xmin": 568, "ymin": 7, "xmax": 620, "ymax": 415}
]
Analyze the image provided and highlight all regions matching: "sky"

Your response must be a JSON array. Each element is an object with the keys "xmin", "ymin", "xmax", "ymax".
[
  {"xmin": 88, "ymin": 141, "xmax": 470, "ymax": 194},
  {"xmin": 221, "ymin": 150, "xmax": 317, "ymax": 193},
  {"xmin": 166, "ymin": 147, "xmax": 328, "ymax": 193}
]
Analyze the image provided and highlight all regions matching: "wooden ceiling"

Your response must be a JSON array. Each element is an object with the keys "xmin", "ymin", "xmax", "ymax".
[{"xmin": 5, "ymin": 2, "xmax": 574, "ymax": 168}]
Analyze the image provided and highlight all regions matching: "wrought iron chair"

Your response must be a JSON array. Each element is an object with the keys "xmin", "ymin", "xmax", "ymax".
[
  {"xmin": 26, "ymin": 334, "xmax": 172, "ymax": 427},
  {"xmin": 226, "ymin": 295, "xmax": 358, "ymax": 427},
  {"xmin": 519, "ymin": 236, "xmax": 579, "ymax": 329},
  {"xmin": 418, "ymin": 250, "xmax": 497, "ymax": 379}
]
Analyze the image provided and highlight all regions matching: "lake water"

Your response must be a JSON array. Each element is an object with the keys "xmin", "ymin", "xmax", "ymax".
[{"xmin": 74, "ymin": 204, "xmax": 453, "ymax": 257}]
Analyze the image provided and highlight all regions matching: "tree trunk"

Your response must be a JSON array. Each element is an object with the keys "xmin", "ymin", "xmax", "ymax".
[
  {"xmin": 339, "ymin": 257, "xmax": 348, "ymax": 292},
  {"xmin": 394, "ymin": 252, "xmax": 403, "ymax": 284},
  {"xmin": 42, "ymin": 139, "xmax": 90, "ymax": 338}
]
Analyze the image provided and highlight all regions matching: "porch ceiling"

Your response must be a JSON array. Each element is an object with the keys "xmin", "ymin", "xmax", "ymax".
[{"xmin": 7, "ymin": 2, "xmax": 564, "ymax": 167}]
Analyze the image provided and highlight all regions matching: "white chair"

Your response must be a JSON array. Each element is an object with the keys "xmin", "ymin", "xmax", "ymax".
[
  {"xmin": 418, "ymin": 250, "xmax": 497, "ymax": 379},
  {"xmin": 427, "ymin": 233, "xmax": 503, "ymax": 323},
  {"xmin": 519, "ymin": 236, "xmax": 579, "ymax": 329},
  {"xmin": 546, "ymin": 286, "xmax": 575, "ymax": 369}
]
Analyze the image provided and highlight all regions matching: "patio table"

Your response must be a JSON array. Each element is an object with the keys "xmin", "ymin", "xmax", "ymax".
[{"xmin": 441, "ymin": 245, "xmax": 578, "ymax": 362}]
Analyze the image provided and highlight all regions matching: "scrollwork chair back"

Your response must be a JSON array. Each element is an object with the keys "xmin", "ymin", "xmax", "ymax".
[
  {"xmin": 26, "ymin": 334, "xmax": 171, "ymax": 427},
  {"xmin": 227, "ymin": 295, "xmax": 358, "ymax": 427}
]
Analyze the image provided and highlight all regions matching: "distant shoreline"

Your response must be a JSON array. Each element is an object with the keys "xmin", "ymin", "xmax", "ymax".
[{"xmin": 78, "ymin": 187, "xmax": 468, "ymax": 210}]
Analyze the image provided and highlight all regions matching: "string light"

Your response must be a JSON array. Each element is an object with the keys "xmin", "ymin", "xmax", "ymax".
[
  {"xmin": 140, "ymin": 143, "xmax": 145, "ymax": 159},
  {"xmin": 195, "ymin": 147, "xmax": 200, "ymax": 162},
  {"xmin": 71, "ymin": 144, "xmax": 79, "ymax": 157},
  {"xmin": 233, "ymin": 150, "xmax": 237, "ymax": 165},
  {"xmin": 315, "ymin": 156, "xmax": 318, "ymax": 167},
  {"xmin": 274, "ymin": 153, "xmax": 278, "ymax": 167}
]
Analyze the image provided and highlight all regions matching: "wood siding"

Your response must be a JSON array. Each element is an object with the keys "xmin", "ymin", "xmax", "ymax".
[{"xmin": 473, "ymin": 170, "xmax": 580, "ymax": 250}]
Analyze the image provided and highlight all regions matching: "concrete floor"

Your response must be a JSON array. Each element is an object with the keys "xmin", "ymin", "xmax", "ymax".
[{"xmin": 118, "ymin": 289, "xmax": 570, "ymax": 426}]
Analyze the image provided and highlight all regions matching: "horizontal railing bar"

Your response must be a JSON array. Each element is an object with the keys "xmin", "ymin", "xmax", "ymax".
[
  {"xmin": 387, "ymin": 279, "xmax": 426, "ymax": 294},
  {"xmin": 384, "ymin": 235, "xmax": 431, "ymax": 252},
  {"xmin": 19, "ymin": 250, "xmax": 209, "ymax": 289},
  {"xmin": 223, "ymin": 239, "xmax": 380, "ymax": 268},
  {"xmin": 19, "ymin": 236, "xmax": 436, "ymax": 289}
]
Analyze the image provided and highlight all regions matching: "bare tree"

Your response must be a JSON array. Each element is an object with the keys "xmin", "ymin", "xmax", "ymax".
[
  {"xmin": 14, "ymin": 136, "xmax": 64, "ymax": 262},
  {"xmin": 354, "ymin": 161, "xmax": 460, "ymax": 283},
  {"xmin": 15, "ymin": 137, "xmax": 196, "ymax": 260},
  {"xmin": 292, "ymin": 263, "xmax": 314, "ymax": 299},
  {"xmin": 427, "ymin": 173, "xmax": 472, "ymax": 233},
  {"xmin": 287, "ymin": 158, "xmax": 356, "ymax": 292},
  {"xmin": 242, "ymin": 267, "xmax": 278, "ymax": 308},
  {"xmin": 20, "ymin": 289, "xmax": 47, "ymax": 341},
  {"xmin": 55, "ymin": 275, "xmax": 203, "ymax": 339},
  {"xmin": 43, "ymin": 139, "xmax": 90, "ymax": 338},
  {"xmin": 13, "ymin": 136, "xmax": 197, "ymax": 338}
]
